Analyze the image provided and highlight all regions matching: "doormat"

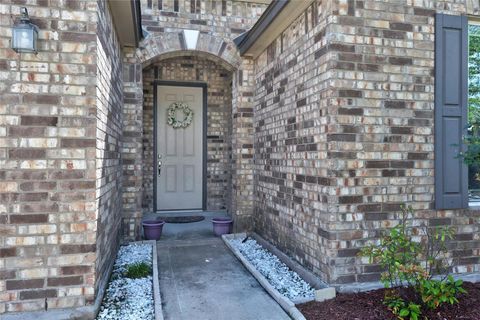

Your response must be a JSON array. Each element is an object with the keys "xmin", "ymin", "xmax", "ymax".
[{"xmin": 157, "ymin": 216, "xmax": 205, "ymax": 223}]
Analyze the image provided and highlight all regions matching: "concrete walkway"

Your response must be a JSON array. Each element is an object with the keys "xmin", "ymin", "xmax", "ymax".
[{"xmin": 151, "ymin": 212, "xmax": 290, "ymax": 320}]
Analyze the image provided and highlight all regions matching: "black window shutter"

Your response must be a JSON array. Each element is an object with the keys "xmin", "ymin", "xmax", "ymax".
[{"xmin": 435, "ymin": 13, "xmax": 468, "ymax": 209}]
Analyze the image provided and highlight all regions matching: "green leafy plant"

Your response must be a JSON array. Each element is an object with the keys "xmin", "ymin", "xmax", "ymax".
[
  {"xmin": 422, "ymin": 224, "xmax": 455, "ymax": 277},
  {"xmin": 419, "ymin": 276, "xmax": 467, "ymax": 310},
  {"xmin": 400, "ymin": 302, "xmax": 421, "ymax": 320},
  {"xmin": 360, "ymin": 205, "xmax": 426, "ymax": 289},
  {"xmin": 384, "ymin": 293, "xmax": 421, "ymax": 320},
  {"xmin": 125, "ymin": 262, "xmax": 151, "ymax": 279},
  {"xmin": 360, "ymin": 205, "xmax": 467, "ymax": 319}
]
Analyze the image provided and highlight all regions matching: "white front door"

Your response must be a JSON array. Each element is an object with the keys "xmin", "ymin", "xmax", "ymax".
[{"xmin": 156, "ymin": 84, "xmax": 204, "ymax": 210}]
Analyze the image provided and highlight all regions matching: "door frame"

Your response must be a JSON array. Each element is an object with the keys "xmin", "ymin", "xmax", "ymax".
[{"xmin": 153, "ymin": 80, "xmax": 208, "ymax": 211}]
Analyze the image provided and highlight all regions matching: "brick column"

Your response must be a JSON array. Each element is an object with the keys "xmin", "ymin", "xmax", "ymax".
[
  {"xmin": 230, "ymin": 58, "xmax": 255, "ymax": 231},
  {"xmin": 121, "ymin": 53, "xmax": 144, "ymax": 240}
]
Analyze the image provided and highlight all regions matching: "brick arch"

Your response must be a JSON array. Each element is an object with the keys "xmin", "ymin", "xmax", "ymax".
[
  {"xmin": 137, "ymin": 32, "xmax": 241, "ymax": 71},
  {"xmin": 122, "ymin": 32, "xmax": 247, "ymax": 241}
]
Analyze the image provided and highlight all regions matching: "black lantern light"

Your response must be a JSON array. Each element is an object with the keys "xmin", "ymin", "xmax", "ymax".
[{"xmin": 12, "ymin": 7, "xmax": 38, "ymax": 54}]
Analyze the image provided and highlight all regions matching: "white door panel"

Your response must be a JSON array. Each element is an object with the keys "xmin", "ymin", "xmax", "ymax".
[{"xmin": 156, "ymin": 85, "xmax": 203, "ymax": 210}]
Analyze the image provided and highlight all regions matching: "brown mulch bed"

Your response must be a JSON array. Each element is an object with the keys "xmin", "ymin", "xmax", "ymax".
[{"xmin": 297, "ymin": 282, "xmax": 480, "ymax": 320}]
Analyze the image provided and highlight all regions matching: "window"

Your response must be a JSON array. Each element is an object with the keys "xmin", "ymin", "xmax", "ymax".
[{"xmin": 468, "ymin": 22, "xmax": 480, "ymax": 204}]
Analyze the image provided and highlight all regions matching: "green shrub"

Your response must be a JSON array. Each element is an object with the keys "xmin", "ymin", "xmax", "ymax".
[
  {"xmin": 419, "ymin": 276, "xmax": 466, "ymax": 310},
  {"xmin": 360, "ymin": 205, "xmax": 467, "ymax": 319},
  {"xmin": 125, "ymin": 262, "xmax": 151, "ymax": 279},
  {"xmin": 384, "ymin": 294, "xmax": 421, "ymax": 320},
  {"xmin": 360, "ymin": 205, "xmax": 426, "ymax": 289}
]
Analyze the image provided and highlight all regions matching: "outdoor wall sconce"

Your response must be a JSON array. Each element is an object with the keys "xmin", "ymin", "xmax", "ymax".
[{"xmin": 12, "ymin": 7, "xmax": 38, "ymax": 54}]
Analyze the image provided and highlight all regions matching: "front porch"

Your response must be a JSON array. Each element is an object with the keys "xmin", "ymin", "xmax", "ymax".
[{"xmin": 143, "ymin": 210, "xmax": 229, "ymax": 241}]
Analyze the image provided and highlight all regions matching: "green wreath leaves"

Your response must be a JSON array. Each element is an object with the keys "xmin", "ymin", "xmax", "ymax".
[{"xmin": 166, "ymin": 102, "xmax": 194, "ymax": 129}]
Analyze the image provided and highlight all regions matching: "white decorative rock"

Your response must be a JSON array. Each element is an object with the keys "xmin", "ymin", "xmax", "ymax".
[{"xmin": 228, "ymin": 238, "xmax": 315, "ymax": 300}]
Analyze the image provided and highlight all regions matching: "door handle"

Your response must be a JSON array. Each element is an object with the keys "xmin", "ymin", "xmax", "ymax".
[{"xmin": 158, "ymin": 160, "xmax": 162, "ymax": 176}]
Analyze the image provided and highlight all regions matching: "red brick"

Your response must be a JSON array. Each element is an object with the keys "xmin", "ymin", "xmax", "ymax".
[
  {"xmin": 0, "ymin": 270, "xmax": 16, "ymax": 280},
  {"xmin": 18, "ymin": 192, "xmax": 49, "ymax": 202},
  {"xmin": 0, "ymin": 193, "xmax": 19, "ymax": 202},
  {"xmin": 21, "ymin": 203, "xmax": 59, "ymax": 213},
  {"xmin": 47, "ymin": 276, "xmax": 83, "ymax": 287},
  {"xmin": 9, "ymin": 149, "xmax": 46, "ymax": 159},
  {"xmin": 6, "ymin": 279, "xmax": 44, "ymax": 290},
  {"xmin": 0, "ymin": 247, "xmax": 16, "ymax": 257},
  {"xmin": 7, "ymin": 171, "xmax": 47, "ymax": 180},
  {"xmin": 60, "ymin": 32, "xmax": 96, "ymax": 42},
  {"xmin": 60, "ymin": 244, "xmax": 96, "ymax": 254},
  {"xmin": 60, "ymin": 139, "xmax": 95, "ymax": 148},
  {"xmin": 49, "ymin": 170, "xmax": 84, "ymax": 180},
  {"xmin": 60, "ymin": 265, "xmax": 92, "ymax": 275},
  {"xmin": 20, "ymin": 289, "xmax": 57, "ymax": 300},
  {"xmin": 9, "ymin": 127, "xmax": 46, "ymax": 137},
  {"xmin": 23, "ymin": 94, "xmax": 60, "ymax": 105},
  {"xmin": 20, "ymin": 116, "xmax": 58, "ymax": 126},
  {"xmin": 338, "ymin": 195, "xmax": 363, "ymax": 204},
  {"xmin": 10, "ymin": 214, "xmax": 49, "ymax": 224},
  {"xmin": 50, "ymin": 192, "xmax": 86, "ymax": 202},
  {"xmin": 60, "ymin": 181, "xmax": 95, "ymax": 190},
  {"xmin": 19, "ymin": 181, "xmax": 56, "ymax": 191}
]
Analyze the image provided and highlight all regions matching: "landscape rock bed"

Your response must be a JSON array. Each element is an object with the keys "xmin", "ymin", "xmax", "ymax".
[
  {"xmin": 228, "ymin": 237, "xmax": 315, "ymax": 300},
  {"xmin": 96, "ymin": 243, "xmax": 154, "ymax": 320}
]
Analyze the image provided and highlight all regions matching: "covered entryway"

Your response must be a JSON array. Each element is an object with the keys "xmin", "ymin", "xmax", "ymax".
[
  {"xmin": 155, "ymin": 83, "xmax": 206, "ymax": 211},
  {"xmin": 121, "ymin": 31, "xmax": 256, "ymax": 239},
  {"xmin": 141, "ymin": 53, "xmax": 234, "ymax": 214}
]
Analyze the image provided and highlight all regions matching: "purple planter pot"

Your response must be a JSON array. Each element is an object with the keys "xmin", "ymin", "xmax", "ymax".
[
  {"xmin": 211, "ymin": 217, "xmax": 233, "ymax": 237},
  {"xmin": 142, "ymin": 220, "xmax": 165, "ymax": 240}
]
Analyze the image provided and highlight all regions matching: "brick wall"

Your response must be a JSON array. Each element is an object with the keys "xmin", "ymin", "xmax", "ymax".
[
  {"xmin": 142, "ymin": 55, "xmax": 233, "ymax": 212},
  {"xmin": 231, "ymin": 57, "xmax": 257, "ymax": 230},
  {"xmin": 253, "ymin": 0, "xmax": 480, "ymax": 285},
  {"xmin": 140, "ymin": 0, "xmax": 266, "ymax": 36},
  {"xmin": 253, "ymin": 0, "xmax": 336, "ymax": 280},
  {"xmin": 94, "ymin": 0, "xmax": 123, "ymax": 306},
  {"xmin": 0, "ymin": 0, "xmax": 124, "ymax": 314},
  {"xmin": 326, "ymin": 0, "xmax": 480, "ymax": 284},
  {"xmin": 121, "ymin": 49, "xmax": 144, "ymax": 239}
]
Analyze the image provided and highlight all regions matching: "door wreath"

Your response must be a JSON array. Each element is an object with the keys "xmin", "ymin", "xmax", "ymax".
[{"xmin": 166, "ymin": 102, "xmax": 194, "ymax": 129}]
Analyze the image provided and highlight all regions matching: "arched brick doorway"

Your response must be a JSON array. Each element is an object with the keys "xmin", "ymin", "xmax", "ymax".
[
  {"xmin": 121, "ymin": 34, "xmax": 255, "ymax": 239},
  {"xmin": 142, "ymin": 52, "xmax": 234, "ymax": 213}
]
